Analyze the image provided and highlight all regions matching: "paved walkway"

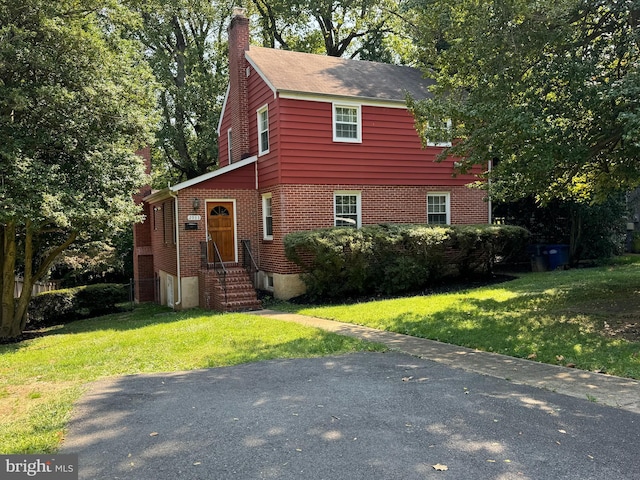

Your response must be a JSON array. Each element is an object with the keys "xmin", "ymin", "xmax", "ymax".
[{"xmin": 253, "ymin": 309, "xmax": 640, "ymax": 414}]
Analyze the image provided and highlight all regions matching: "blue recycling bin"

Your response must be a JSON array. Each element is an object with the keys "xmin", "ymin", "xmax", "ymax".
[
  {"xmin": 544, "ymin": 244, "xmax": 569, "ymax": 270},
  {"xmin": 527, "ymin": 244, "xmax": 570, "ymax": 271}
]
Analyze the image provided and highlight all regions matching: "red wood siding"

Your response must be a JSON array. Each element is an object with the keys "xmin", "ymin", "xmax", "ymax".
[
  {"xmin": 272, "ymin": 98, "xmax": 480, "ymax": 187},
  {"xmin": 196, "ymin": 162, "xmax": 256, "ymax": 190},
  {"xmin": 247, "ymin": 68, "xmax": 281, "ymax": 186},
  {"xmin": 218, "ymin": 108, "xmax": 231, "ymax": 167}
]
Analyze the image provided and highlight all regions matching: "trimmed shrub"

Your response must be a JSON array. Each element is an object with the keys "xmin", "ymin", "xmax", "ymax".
[
  {"xmin": 284, "ymin": 224, "xmax": 529, "ymax": 300},
  {"xmin": 75, "ymin": 283, "xmax": 128, "ymax": 316},
  {"xmin": 28, "ymin": 289, "xmax": 77, "ymax": 327},
  {"xmin": 284, "ymin": 227, "xmax": 373, "ymax": 299},
  {"xmin": 28, "ymin": 283, "xmax": 128, "ymax": 327}
]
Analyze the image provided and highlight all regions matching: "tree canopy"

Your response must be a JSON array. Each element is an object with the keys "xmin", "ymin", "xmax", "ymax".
[
  {"xmin": 249, "ymin": 0, "xmax": 412, "ymax": 61},
  {"xmin": 408, "ymin": 0, "xmax": 640, "ymax": 204},
  {"xmin": 0, "ymin": 0, "xmax": 156, "ymax": 338},
  {"xmin": 129, "ymin": 0, "xmax": 232, "ymax": 181}
]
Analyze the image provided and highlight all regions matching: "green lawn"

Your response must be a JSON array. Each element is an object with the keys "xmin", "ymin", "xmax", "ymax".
[
  {"xmin": 5, "ymin": 257, "xmax": 639, "ymax": 454},
  {"xmin": 274, "ymin": 256, "xmax": 640, "ymax": 379},
  {"xmin": 0, "ymin": 305, "xmax": 384, "ymax": 454}
]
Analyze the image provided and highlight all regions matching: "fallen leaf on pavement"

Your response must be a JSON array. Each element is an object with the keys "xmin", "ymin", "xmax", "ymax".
[{"xmin": 432, "ymin": 464, "xmax": 448, "ymax": 471}]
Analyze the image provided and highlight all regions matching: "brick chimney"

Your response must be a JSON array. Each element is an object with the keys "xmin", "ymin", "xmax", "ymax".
[{"xmin": 228, "ymin": 7, "xmax": 250, "ymax": 163}]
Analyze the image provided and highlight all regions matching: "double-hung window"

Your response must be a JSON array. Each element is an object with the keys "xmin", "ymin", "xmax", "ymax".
[
  {"xmin": 333, "ymin": 104, "xmax": 361, "ymax": 142},
  {"xmin": 334, "ymin": 192, "xmax": 361, "ymax": 228},
  {"xmin": 257, "ymin": 105, "xmax": 269, "ymax": 155},
  {"xmin": 427, "ymin": 193, "xmax": 450, "ymax": 225},
  {"xmin": 426, "ymin": 119, "xmax": 453, "ymax": 147},
  {"xmin": 262, "ymin": 193, "xmax": 273, "ymax": 240}
]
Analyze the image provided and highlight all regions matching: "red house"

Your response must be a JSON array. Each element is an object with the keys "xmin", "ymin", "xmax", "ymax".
[{"xmin": 133, "ymin": 8, "xmax": 489, "ymax": 311}]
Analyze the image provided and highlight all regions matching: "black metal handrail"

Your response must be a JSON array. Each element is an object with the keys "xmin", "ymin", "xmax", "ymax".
[
  {"xmin": 241, "ymin": 239, "xmax": 259, "ymax": 289},
  {"xmin": 200, "ymin": 240, "xmax": 227, "ymax": 304}
]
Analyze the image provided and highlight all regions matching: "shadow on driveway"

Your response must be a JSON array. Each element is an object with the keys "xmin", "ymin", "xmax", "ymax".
[{"xmin": 62, "ymin": 352, "xmax": 640, "ymax": 479}]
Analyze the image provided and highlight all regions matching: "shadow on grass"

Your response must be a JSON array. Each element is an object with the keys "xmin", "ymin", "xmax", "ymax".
[
  {"xmin": 0, "ymin": 304, "xmax": 223, "ymax": 353},
  {"xmin": 286, "ymin": 267, "xmax": 640, "ymax": 378},
  {"xmin": 373, "ymin": 289, "xmax": 640, "ymax": 378}
]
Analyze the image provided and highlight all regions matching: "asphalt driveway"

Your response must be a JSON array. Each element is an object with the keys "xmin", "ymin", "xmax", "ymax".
[{"xmin": 61, "ymin": 351, "xmax": 640, "ymax": 480}]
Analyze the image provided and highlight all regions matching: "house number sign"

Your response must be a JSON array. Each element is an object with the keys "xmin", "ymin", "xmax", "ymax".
[{"xmin": 187, "ymin": 215, "xmax": 201, "ymax": 221}]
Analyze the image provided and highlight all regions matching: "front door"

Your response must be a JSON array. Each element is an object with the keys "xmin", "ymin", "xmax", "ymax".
[{"xmin": 207, "ymin": 201, "xmax": 235, "ymax": 262}]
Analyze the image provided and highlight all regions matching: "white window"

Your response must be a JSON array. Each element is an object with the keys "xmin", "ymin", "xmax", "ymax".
[
  {"xmin": 426, "ymin": 119, "xmax": 452, "ymax": 147},
  {"xmin": 333, "ymin": 104, "xmax": 361, "ymax": 142},
  {"xmin": 227, "ymin": 128, "xmax": 233, "ymax": 163},
  {"xmin": 262, "ymin": 193, "xmax": 273, "ymax": 240},
  {"xmin": 427, "ymin": 193, "xmax": 451, "ymax": 225},
  {"xmin": 334, "ymin": 192, "xmax": 361, "ymax": 227},
  {"xmin": 257, "ymin": 105, "xmax": 269, "ymax": 155}
]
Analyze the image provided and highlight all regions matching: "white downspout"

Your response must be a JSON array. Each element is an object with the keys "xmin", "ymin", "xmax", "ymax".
[
  {"xmin": 169, "ymin": 189, "xmax": 182, "ymax": 307},
  {"xmin": 487, "ymin": 159, "xmax": 493, "ymax": 224}
]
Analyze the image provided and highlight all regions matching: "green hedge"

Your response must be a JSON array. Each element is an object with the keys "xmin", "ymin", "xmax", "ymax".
[
  {"xmin": 284, "ymin": 224, "xmax": 529, "ymax": 300},
  {"xmin": 28, "ymin": 283, "xmax": 129, "ymax": 327}
]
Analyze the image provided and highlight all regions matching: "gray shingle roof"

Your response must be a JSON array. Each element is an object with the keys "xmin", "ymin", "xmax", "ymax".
[{"xmin": 246, "ymin": 46, "xmax": 434, "ymax": 102}]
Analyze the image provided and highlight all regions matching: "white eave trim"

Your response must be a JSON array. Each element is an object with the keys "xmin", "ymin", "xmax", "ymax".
[
  {"xmin": 216, "ymin": 83, "xmax": 231, "ymax": 136},
  {"xmin": 245, "ymin": 54, "xmax": 277, "ymax": 99},
  {"xmin": 143, "ymin": 156, "xmax": 258, "ymax": 203},
  {"xmin": 277, "ymin": 90, "xmax": 410, "ymax": 109},
  {"xmin": 171, "ymin": 155, "xmax": 258, "ymax": 191}
]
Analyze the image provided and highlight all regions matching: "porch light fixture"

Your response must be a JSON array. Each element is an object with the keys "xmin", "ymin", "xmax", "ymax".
[{"xmin": 192, "ymin": 198, "xmax": 200, "ymax": 211}]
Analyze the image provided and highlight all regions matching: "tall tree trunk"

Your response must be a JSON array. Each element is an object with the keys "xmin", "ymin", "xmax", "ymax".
[
  {"xmin": 0, "ymin": 220, "xmax": 77, "ymax": 339},
  {"xmin": 569, "ymin": 206, "xmax": 582, "ymax": 266},
  {"xmin": 1, "ymin": 222, "xmax": 19, "ymax": 338}
]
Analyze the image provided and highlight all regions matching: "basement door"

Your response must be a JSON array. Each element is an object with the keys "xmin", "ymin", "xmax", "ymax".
[{"xmin": 207, "ymin": 201, "xmax": 235, "ymax": 262}]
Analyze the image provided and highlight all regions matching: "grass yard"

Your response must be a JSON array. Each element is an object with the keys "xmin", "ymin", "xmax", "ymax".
[
  {"xmin": 274, "ymin": 256, "xmax": 640, "ymax": 380},
  {"xmin": 0, "ymin": 305, "xmax": 384, "ymax": 454}
]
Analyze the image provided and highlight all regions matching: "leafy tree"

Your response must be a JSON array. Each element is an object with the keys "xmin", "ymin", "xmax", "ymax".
[
  {"xmin": 52, "ymin": 228, "xmax": 135, "ymax": 287},
  {"xmin": 0, "ymin": 0, "xmax": 155, "ymax": 339},
  {"xmin": 494, "ymin": 195, "xmax": 627, "ymax": 264},
  {"xmin": 249, "ymin": 0, "xmax": 409, "ymax": 61},
  {"xmin": 129, "ymin": 0, "xmax": 232, "ymax": 181},
  {"xmin": 408, "ymin": 0, "xmax": 640, "ymax": 204}
]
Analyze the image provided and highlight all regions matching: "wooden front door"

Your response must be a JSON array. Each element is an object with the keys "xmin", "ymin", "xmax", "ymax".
[{"xmin": 207, "ymin": 202, "xmax": 235, "ymax": 262}]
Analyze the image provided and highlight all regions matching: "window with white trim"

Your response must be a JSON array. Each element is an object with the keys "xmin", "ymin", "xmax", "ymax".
[
  {"xmin": 427, "ymin": 193, "xmax": 450, "ymax": 225},
  {"xmin": 257, "ymin": 105, "xmax": 269, "ymax": 155},
  {"xmin": 426, "ymin": 119, "xmax": 452, "ymax": 147},
  {"xmin": 333, "ymin": 104, "xmax": 361, "ymax": 142},
  {"xmin": 262, "ymin": 193, "xmax": 273, "ymax": 240},
  {"xmin": 227, "ymin": 128, "xmax": 233, "ymax": 163},
  {"xmin": 334, "ymin": 192, "xmax": 361, "ymax": 228}
]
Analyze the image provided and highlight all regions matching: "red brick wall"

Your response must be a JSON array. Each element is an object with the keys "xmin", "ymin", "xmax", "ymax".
[
  {"xmin": 258, "ymin": 184, "xmax": 489, "ymax": 275},
  {"xmin": 227, "ymin": 12, "xmax": 250, "ymax": 163},
  {"xmin": 175, "ymin": 186, "xmax": 261, "ymax": 278},
  {"xmin": 147, "ymin": 198, "xmax": 178, "ymax": 279}
]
